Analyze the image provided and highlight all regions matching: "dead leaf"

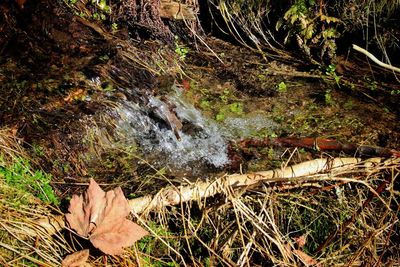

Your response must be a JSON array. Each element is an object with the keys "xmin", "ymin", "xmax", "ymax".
[
  {"xmin": 15, "ymin": 0, "xmax": 25, "ymax": 9},
  {"xmin": 153, "ymin": 98, "xmax": 183, "ymax": 140},
  {"xmin": 65, "ymin": 178, "xmax": 105, "ymax": 237},
  {"xmin": 293, "ymin": 249, "xmax": 320, "ymax": 267},
  {"xmin": 62, "ymin": 249, "xmax": 91, "ymax": 267},
  {"xmin": 89, "ymin": 186, "xmax": 149, "ymax": 255},
  {"xmin": 65, "ymin": 179, "xmax": 148, "ymax": 255},
  {"xmin": 64, "ymin": 88, "xmax": 86, "ymax": 103},
  {"xmin": 293, "ymin": 234, "xmax": 307, "ymax": 248},
  {"xmin": 165, "ymin": 109, "xmax": 183, "ymax": 140}
]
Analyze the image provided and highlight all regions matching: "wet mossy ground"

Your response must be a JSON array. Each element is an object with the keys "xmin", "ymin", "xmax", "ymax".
[
  {"xmin": 180, "ymin": 39, "xmax": 399, "ymax": 172},
  {"xmin": 1, "ymin": 1, "xmax": 399, "ymax": 195},
  {"xmin": 1, "ymin": 2, "xmax": 400, "ymax": 266}
]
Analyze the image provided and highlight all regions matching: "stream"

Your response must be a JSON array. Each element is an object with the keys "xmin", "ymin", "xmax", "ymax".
[{"xmin": 113, "ymin": 85, "xmax": 280, "ymax": 176}]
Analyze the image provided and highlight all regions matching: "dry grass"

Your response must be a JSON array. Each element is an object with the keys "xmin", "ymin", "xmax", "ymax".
[
  {"xmin": 0, "ymin": 129, "xmax": 69, "ymax": 266},
  {"xmin": 0, "ymin": 128, "xmax": 29, "ymax": 163},
  {"xmin": 0, "ymin": 190, "xmax": 68, "ymax": 266},
  {"xmin": 1, "ymin": 123, "xmax": 400, "ymax": 266},
  {"xmin": 114, "ymin": 156, "xmax": 398, "ymax": 266},
  {"xmin": 1, "ymin": 1, "xmax": 399, "ymax": 265}
]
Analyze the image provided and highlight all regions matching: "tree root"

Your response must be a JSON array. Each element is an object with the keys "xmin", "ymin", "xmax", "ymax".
[{"xmin": 31, "ymin": 157, "xmax": 398, "ymax": 238}]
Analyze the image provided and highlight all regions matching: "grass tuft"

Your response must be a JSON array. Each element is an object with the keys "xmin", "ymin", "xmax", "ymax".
[{"xmin": 0, "ymin": 156, "xmax": 59, "ymax": 206}]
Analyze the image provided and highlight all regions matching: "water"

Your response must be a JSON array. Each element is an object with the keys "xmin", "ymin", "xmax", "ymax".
[
  {"xmin": 112, "ymin": 85, "xmax": 281, "ymax": 176},
  {"xmin": 221, "ymin": 115, "xmax": 280, "ymax": 138},
  {"xmin": 115, "ymin": 87, "xmax": 230, "ymax": 174}
]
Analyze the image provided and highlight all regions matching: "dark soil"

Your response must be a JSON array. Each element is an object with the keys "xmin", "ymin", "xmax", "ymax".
[{"xmin": 1, "ymin": 0, "xmax": 399, "ymax": 197}]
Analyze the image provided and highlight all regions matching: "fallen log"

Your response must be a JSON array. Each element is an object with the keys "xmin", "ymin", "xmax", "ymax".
[
  {"xmin": 31, "ymin": 157, "xmax": 397, "ymax": 237},
  {"xmin": 237, "ymin": 137, "xmax": 400, "ymax": 158}
]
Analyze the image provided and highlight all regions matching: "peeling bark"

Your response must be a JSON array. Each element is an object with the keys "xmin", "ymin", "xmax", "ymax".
[{"xmin": 30, "ymin": 157, "xmax": 398, "ymax": 237}]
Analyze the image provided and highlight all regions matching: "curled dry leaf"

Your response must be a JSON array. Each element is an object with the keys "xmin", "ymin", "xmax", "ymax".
[
  {"xmin": 65, "ymin": 179, "xmax": 148, "ymax": 255},
  {"xmin": 61, "ymin": 249, "xmax": 91, "ymax": 267},
  {"xmin": 293, "ymin": 234, "xmax": 307, "ymax": 248},
  {"xmin": 293, "ymin": 249, "xmax": 320, "ymax": 267}
]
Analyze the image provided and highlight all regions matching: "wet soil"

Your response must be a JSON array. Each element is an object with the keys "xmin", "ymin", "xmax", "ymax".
[
  {"xmin": 182, "ymin": 38, "xmax": 400, "ymax": 171},
  {"xmin": 1, "ymin": 1, "xmax": 399, "ymax": 197}
]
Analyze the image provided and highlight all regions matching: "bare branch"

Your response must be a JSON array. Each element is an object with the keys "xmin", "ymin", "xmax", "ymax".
[
  {"xmin": 352, "ymin": 44, "xmax": 400, "ymax": 73},
  {"xmin": 33, "ymin": 157, "xmax": 396, "ymax": 237}
]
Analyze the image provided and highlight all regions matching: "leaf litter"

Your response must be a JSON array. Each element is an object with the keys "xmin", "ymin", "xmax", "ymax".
[
  {"xmin": 61, "ymin": 249, "xmax": 91, "ymax": 267},
  {"xmin": 65, "ymin": 178, "xmax": 148, "ymax": 255}
]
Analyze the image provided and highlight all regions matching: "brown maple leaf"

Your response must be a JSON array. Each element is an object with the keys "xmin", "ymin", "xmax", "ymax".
[
  {"xmin": 65, "ymin": 179, "xmax": 148, "ymax": 255},
  {"xmin": 62, "ymin": 249, "xmax": 91, "ymax": 267}
]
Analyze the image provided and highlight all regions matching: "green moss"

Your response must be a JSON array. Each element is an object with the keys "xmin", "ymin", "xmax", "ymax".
[
  {"xmin": 229, "ymin": 102, "xmax": 243, "ymax": 114},
  {"xmin": 0, "ymin": 156, "xmax": 59, "ymax": 205},
  {"xmin": 215, "ymin": 102, "xmax": 245, "ymax": 121}
]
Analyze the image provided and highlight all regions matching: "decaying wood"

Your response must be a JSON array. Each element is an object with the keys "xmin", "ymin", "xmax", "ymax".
[
  {"xmin": 238, "ymin": 137, "xmax": 400, "ymax": 158},
  {"xmin": 160, "ymin": 0, "xmax": 196, "ymax": 20},
  {"xmin": 32, "ymin": 157, "xmax": 396, "ymax": 237},
  {"xmin": 130, "ymin": 157, "xmax": 367, "ymax": 214}
]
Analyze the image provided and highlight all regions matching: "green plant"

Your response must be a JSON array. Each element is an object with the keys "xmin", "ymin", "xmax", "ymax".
[
  {"xmin": 215, "ymin": 102, "xmax": 245, "ymax": 121},
  {"xmin": 215, "ymin": 112, "xmax": 225, "ymax": 121},
  {"xmin": 391, "ymin": 89, "xmax": 400, "ymax": 95},
  {"xmin": 219, "ymin": 89, "xmax": 230, "ymax": 103},
  {"xmin": 174, "ymin": 36, "xmax": 189, "ymax": 61},
  {"xmin": 365, "ymin": 78, "xmax": 378, "ymax": 91},
  {"xmin": 92, "ymin": 12, "xmax": 106, "ymax": 20},
  {"xmin": 200, "ymin": 99, "xmax": 211, "ymax": 110},
  {"xmin": 277, "ymin": 0, "xmax": 341, "ymax": 61},
  {"xmin": 229, "ymin": 102, "xmax": 243, "ymax": 114},
  {"xmin": 91, "ymin": 0, "xmax": 111, "ymax": 13},
  {"xmin": 76, "ymin": 11, "xmax": 87, "ymax": 18},
  {"xmin": 0, "ymin": 156, "xmax": 59, "ymax": 205},
  {"xmin": 277, "ymin": 81, "xmax": 287, "ymax": 93},
  {"xmin": 111, "ymin": 22, "xmax": 118, "ymax": 32},
  {"xmin": 66, "ymin": 0, "xmax": 111, "ymax": 20},
  {"xmin": 326, "ymin": 64, "xmax": 341, "ymax": 85},
  {"xmin": 324, "ymin": 89, "xmax": 334, "ymax": 105}
]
